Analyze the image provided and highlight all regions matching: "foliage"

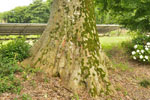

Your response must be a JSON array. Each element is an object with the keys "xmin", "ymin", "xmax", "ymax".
[
  {"xmin": 0, "ymin": 38, "xmax": 30, "ymax": 94},
  {"xmin": 0, "ymin": 13, "xmax": 3, "ymax": 23},
  {"xmin": 0, "ymin": 38, "xmax": 38, "ymax": 94},
  {"xmin": 121, "ymin": 41, "xmax": 134, "ymax": 54},
  {"xmin": 1, "ymin": 0, "xmax": 51, "ymax": 23},
  {"xmin": 97, "ymin": 0, "xmax": 150, "ymax": 32},
  {"xmin": 24, "ymin": 0, "xmax": 50, "ymax": 23},
  {"xmin": 130, "ymin": 34, "xmax": 150, "ymax": 63},
  {"xmin": 139, "ymin": 79, "xmax": 150, "ymax": 88},
  {"xmin": 0, "ymin": 38, "xmax": 31, "ymax": 62},
  {"xmin": 0, "ymin": 55, "xmax": 22, "ymax": 94},
  {"xmin": 95, "ymin": 2, "xmax": 117, "ymax": 24},
  {"xmin": 0, "ymin": 0, "xmax": 116, "ymax": 24},
  {"xmin": 2, "ymin": 6, "xmax": 27, "ymax": 23}
]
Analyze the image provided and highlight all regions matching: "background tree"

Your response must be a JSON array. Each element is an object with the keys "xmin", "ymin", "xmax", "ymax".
[
  {"xmin": 0, "ymin": 0, "xmax": 117, "ymax": 24},
  {"xmin": 23, "ymin": 0, "xmax": 111, "ymax": 96},
  {"xmin": 24, "ymin": 0, "xmax": 50, "ymax": 23},
  {"xmin": 95, "ymin": 4, "xmax": 116, "ymax": 24},
  {"xmin": 1, "ymin": 0, "xmax": 51, "ymax": 23},
  {"xmin": 0, "ymin": 13, "xmax": 3, "ymax": 23},
  {"xmin": 97, "ymin": 0, "xmax": 150, "ymax": 33},
  {"xmin": 2, "ymin": 6, "xmax": 27, "ymax": 23}
]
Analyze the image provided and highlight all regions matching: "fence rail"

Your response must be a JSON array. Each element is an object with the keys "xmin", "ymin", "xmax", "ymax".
[
  {"xmin": 0, "ymin": 23, "xmax": 46, "ymax": 35},
  {"xmin": 0, "ymin": 23, "xmax": 121, "ymax": 40}
]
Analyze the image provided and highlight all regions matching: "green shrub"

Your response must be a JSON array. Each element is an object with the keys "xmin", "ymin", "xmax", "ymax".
[
  {"xmin": 0, "ymin": 38, "xmax": 31, "ymax": 62},
  {"xmin": 0, "ymin": 38, "xmax": 31, "ymax": 94},
  {"xmin": 132, "ymin": 35, "xmax": 150, "ymax": 45},
  {"xmin": 130, "ymin": 34, "xmax": 150, "ymax": 63},
  {"xmin": 0, "ymin": 55, "xmax": 22, "ymax": 76},
  {"xmin": 121, "ymin": 40, "xmax": 134, "ymax": 53},
  {"xmin": 0, "ymin": 56, "xmax": 23, "ymax": 93},
  {"xmin": 0, "ymin": 76, "xmax": 22, "ymax": 94}
]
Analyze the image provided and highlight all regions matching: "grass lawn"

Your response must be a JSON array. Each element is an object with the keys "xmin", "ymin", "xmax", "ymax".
[{"xmin": 99, "ymin": 36, "xmax": 132, "ymax": 51}]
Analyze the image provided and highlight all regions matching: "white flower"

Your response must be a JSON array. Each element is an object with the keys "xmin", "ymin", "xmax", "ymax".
[
  {"xmin": 134, "ymin": 45, "xmax": 138, "ymax": 49},
  {"xmin": 145, "ymin": 56, "xmax": 148, "ymax": 59},
  {"xmin": 132, "ymin": 51, "xmax": 136, "ymax": 55},
  {"xmin": 26, "ymin": 40, "xmax": 33, "ymax": 46},
  {"xmin": 137, "ymin": 50, "xmax": 140, "ymax": 53},
  {"xmin": 145, "ymin": 47, "xmax": 149, "ymax": 51},
  {"xmin": 74, "ymin": 12, "xmax": 80, "ymax": 15},
  {"xmin": 143, "ymin": 59, "xmax": 146, "ymax": 62},
  {"xmin": 140, "ymin": 55, "xmax": 143, "ymax": 59},
  {"xmin": 68, "ymin": 16, "xmax": 70, "ymax": 18},
  {"xmin": 141, "ymin": 50, "xmax": 144, "ymax": 53},
  {"xmin": 133, "ymin": 56, "xmax": 136, "ymax": 60},
  {"xmin": 147, "ymin": 35, "xmax": 150, "ymax": 37},
  {"xmin": 147, "ymin": 42, "xmax": 150, "ymax": 46},
  {"xmin": 72, "ymin": 19, "xmax": 75, "ymax": 22}
]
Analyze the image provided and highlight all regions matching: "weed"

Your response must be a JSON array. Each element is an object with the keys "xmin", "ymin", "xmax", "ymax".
[
  {"xmin": 113, "ymin": 62, "xmax": 130, "ymax": 71},
  {"xmin": 21, "ymin": 94, "xmax": 32, "ymax": 100},
  {"xmin": 123, "ymin": 91, "xmax": 128, "ymax": 96},
  {"xmin": 30, "ymin": 80, "xmax": 37, "ymax": 88},
  {"xmin": 0, "ymin": 55, "xmax": 23, "ymax": 93},
  {"xmin": 44, "ymin": 77, "xmax": 49, "ymax": 83},
  {"xmin": 139, "ymin": 79, "xmax": 150, "ymax": 88},
  {"xmin": 115, "ymin": 87, "xmax": 122, "ymax": 91},
  {"xmin": 22, "ymin": 65, "xmax": 41, "ymax": 81},
  {"xmin": 23, "ymin": 65, "xmax": 41, "ymax": 74},
  {"xmin": 72, "ymin": 94, "xmax": 80, "ymax": 100},
  {"xmin": 0, "ymin": 75, "xmax": 22, "ymax": 94}
]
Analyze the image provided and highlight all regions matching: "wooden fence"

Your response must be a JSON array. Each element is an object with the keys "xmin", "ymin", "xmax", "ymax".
[{"xmin": 0, "ymin": 23, "xmax": 121, "ymax": 40}]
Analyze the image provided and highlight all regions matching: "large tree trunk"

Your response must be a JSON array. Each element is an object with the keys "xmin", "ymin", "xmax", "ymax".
[{"xmin": 23, "ymin": 0, "xmax": 111, "ymax": 96}]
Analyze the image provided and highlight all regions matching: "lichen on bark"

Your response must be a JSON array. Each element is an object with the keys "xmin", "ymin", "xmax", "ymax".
[{"xmin": 23, "ymin": 0, "xmax": 111, "ymax": 96}]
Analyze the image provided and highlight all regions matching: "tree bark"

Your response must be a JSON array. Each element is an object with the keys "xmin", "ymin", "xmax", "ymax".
[{"xmin": 23, "ymin": 0, "xmax": 111, "ymax": 96}]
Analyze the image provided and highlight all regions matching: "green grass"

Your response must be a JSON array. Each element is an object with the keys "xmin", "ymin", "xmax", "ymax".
[
  {"xmin": 99, "ymin": 34, "xmax": 133, "ymax": 70},
  {"xmin": 113, "ymin": 62, "xmax": 130, "ymax": 71},
  {"xmin": 99, "ymin": 36, "xmax": 132, "ymax": 58},
  {"xmin": 100, "ymin": 36, "xmax": 132, "ymax": 51}
]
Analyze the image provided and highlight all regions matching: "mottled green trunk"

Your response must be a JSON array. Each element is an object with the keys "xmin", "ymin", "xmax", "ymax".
[{"xmin": 24, "ymin": 0, "xmax": 110, "ymax": 96}]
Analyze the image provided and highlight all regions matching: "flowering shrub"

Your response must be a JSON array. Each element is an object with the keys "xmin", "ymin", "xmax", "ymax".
[{"xmin": 131, "ymin": 35, "xmax": 150, "ymax": 63}]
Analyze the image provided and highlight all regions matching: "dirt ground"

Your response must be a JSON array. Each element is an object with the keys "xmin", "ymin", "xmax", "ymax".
[
  {"xmin": 104, "ymin": 47, "xmax": 150, "ymax": 100},
  {"xmin": 0, "ymin": 47, "xmax": 150, "ymax": 100}
]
